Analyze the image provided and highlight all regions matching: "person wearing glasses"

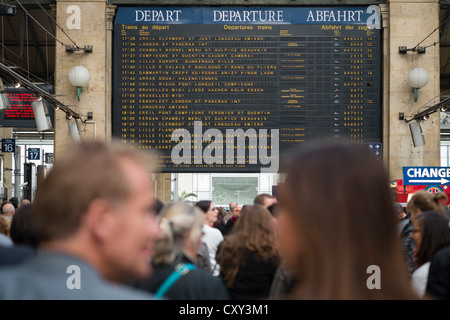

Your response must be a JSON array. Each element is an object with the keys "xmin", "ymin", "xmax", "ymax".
[{"xmin": 195, "ymin": 200, "xmax": 224, "ymax": 276}]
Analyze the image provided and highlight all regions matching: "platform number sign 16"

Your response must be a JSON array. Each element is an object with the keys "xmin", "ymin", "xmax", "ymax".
[
  {"xmin": 28, "ymin": 148, "xmax": 40, "ymax": 160},
  {"xmin": 1, "ymin": 139, "xmax": 15, "ymax": 153}
]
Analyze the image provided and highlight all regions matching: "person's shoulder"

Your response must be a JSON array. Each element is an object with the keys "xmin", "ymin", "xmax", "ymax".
[
  {"xmin": 427, "ymin": 246, "xmax": 450, "ymax": 299},
  {"xmin": 0, "ymin": 261, "xmax": 25, "ymax": 277},
  {"xmin": 0, "ymin": 258, "xmax": 39, "ymax": 299},
  {"xmin": 0, "ymin": 245, "xmax": 36, "ymax": 267},
  {"xmin": 242, "ymin": 249, "xmax": 279, "ymax": 267},
  {"xmin": 43, "ymin": 253, "xmax": 156, "ymax": 299},
  {"xmin": 210, "ymin": 226, "xmax": 224, "ymax": 238},
  {"xmin": 400, "ymin": 219, "xmax": 413, "ymax": 234},
  {"xmin": 398, "ymin": 219, "xmax": 408, "ymax": 232},
  {"xmin": 0, "ymin": 233, "xmax": 13, "ymax": 247},
  {"xmin": 203, "ymin": 224, "xmax": 223, "ymax": 237},
  {"xmin": 436, "ymin": 245, "xmax": 450, "ymax": 256},
  {"xmin": 431, "ymin": 245, "xmax": 450, "ymax": 264},
  {"xmin": 202, "ymin": 224, "xmax": 213, "ymax": 231},
  {"xmin": 183, "ymin": 268, "xmax": 229, "ymax": 299},
  {"xmin": 0, "ymin": 253, "xmax": 156, "ymax": 300},
  {"xmin": 101, "ymin": 282, "xmax": 156, "ymax": 300},
  {"xmin": 412, "ymin": 262, "xmax": 431, "ymax": 277},
  {"xmin": 187, "ymin": 265, "xmax": 218, "ymax": 279}
]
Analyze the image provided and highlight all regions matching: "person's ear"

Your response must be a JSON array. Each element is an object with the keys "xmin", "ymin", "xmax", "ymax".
[{"xmin": 84, "ymin": 198, "xmax": 117, "ymax": 241}]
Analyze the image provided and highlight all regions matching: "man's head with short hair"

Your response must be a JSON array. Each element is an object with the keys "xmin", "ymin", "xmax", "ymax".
[
  {"xmin": 228, "ymin": 201, "xmax": 242, "ymax": 218},
  {"xmin": 33, "ymin": 140, "xmax": 161, "ymax": 282},
  {"xmin": 254, "ymin": 193, "xmax": 277, "ymax": 208},
  {"xmin": 393, "ymin": 202, "xmax": 405, "ymax": 220}
]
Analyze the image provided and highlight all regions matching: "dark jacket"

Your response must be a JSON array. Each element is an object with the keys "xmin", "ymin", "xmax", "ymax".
[
  {"xmin": 216, "ymin": 216, "xmax": 236, "ymax": 236},
  {"xmin": 221, "ymin": 249, "xmax": 279, "ymax": 300},
  {"xmin": 426, "ymin": 245, "xmax": 450, "ymax": 299},
  {"xmin": 269, "ymin": 267, "xmax": 297, "ymax": 299},
  {"xmin": 135, "ymin": 254, "xmax": 229, "ymax": 300},
  {"xmin": 196, "ymin": 241, "xmax": 212, "ymax": 273},
  {"xmin": 399, "ymin": 217, "xmax": 415, "ymax": 276}
]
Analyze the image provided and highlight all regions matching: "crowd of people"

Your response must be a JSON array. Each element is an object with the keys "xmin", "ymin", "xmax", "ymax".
[{"xmin": 0, "ymin": 139, "xmax": 449, "ymax": 300}]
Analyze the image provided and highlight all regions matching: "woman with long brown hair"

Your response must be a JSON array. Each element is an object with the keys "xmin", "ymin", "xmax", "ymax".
[
  {"xmin": 216, "ymin": 205, "xmax": 280, "ymax": 300},
  {"xmin": 277, "ymin": 141, "xmax": 418, "ymax": 299}
]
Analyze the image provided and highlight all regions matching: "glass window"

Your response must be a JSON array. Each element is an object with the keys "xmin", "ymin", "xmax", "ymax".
[{"xmin": 211, "ymin": 176, "xmax": 258, "ymax": 206}]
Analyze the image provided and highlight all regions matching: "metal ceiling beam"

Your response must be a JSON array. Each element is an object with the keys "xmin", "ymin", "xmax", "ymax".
[
  {"xmin": 1, "ymin": 0, "xmax": 54, "ymax": 8},
  {"xmin": 6, "ymin": 15, "xmax": 20, "ymax": 45},
  {"xmin": 441, "ymin": 10, "xmax": 450, "ymax": 43},
  {"xmin": 26, "ymin": 14, "xmax": 49, "ymax": 78}
]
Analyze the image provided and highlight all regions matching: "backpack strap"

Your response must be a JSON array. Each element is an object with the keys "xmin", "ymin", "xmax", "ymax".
[{"xmin": 154, "ymin": 263, "xmax": 196, "ymax": 299}]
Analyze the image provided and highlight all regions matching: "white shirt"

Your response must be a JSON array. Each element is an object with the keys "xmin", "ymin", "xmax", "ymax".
[
  {"xmin": 411, "ymin": 261, "xmax": 431, "ymax": 297},
  {"xmin": 202, "ymin": 224, "xmax": 224, "ymax": 276}
]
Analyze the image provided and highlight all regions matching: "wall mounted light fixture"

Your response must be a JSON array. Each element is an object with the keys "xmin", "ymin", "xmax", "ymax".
[
  {"xmin": 68, "ymin": 118, "xmax": 81, "ymax": 142},
  {"xmin": 68, "ymin": 66, "xmax": 90, "ymax": 101},
  {"xmin": 0, "ymin": 4, "xmax": 16, "ymax": 16},
  {"xmin": 409, "ymin": 121, "xmax": 425, "ymax": 147},
  {"xmin": 408, "ymin": 67, "xmax": 429, "ymax": 102},
  {"xmin": 0, "ymin": 77, "xmax": 9, "ymax": 110},
  {"xmin": 32, "ymin": 100, "xmax": 52, "ymax": 131},
  {"xmin": 399, "ymin": 46, "xmax": 426, "ymax": 54},
  {"xmin": 66, "ymin": 45, "xmax": 93, "ymax": 53},
  {"xmin": 0, "ymin": 93, "xmax": 10, "ymax": 110},
  {"xmin": 402, "ymin": 96, "xmax": 450, "ymax": 147}
]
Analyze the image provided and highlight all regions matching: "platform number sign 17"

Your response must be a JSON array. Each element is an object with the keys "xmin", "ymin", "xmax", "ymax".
[
  {"xmin": 28, "ymin": 148, "xmax": 40, "ymax": 160},
  {"xmin": 1, "ymin": 139, "xmax": 15, "ymax": 153}
]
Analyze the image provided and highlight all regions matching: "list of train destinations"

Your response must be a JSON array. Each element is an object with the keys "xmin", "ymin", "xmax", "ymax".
[{"xmin": 113, "ymin": 7, "xmax": 382, "ymax": 172}]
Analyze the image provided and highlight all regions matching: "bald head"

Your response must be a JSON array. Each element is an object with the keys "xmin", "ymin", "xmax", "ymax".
[
  {"xmin": 20, "ymin": 199, "xmax": 31, "ymax": 207},
  {"xmin": 2, "ymin": 203, "xmax": 15, "ymax": 216}
]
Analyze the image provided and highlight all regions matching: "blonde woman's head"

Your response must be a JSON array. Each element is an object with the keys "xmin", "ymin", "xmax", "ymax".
[{"xmin": 152, "ymin": 201, "xmax": 204, "ymax": 265}]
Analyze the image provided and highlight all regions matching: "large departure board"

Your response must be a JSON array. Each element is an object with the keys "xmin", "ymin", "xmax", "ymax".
[{"xmin": 113, "ymin": 7, "xmax": 381, "ymax": 172}]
